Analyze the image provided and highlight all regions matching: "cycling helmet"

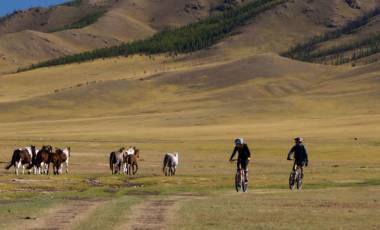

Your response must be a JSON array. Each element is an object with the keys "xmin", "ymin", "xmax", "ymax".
[
  {"xmin": 294, "ymin": 137, "xmax": 303, "ymax": 143},
  {"xmin": 234, "ymin": 138, "xmax": 244, "ymax": 146}
]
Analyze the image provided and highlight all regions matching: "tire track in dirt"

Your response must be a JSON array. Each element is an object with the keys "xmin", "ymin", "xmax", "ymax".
[
  {"xmin": 119, "ymin": 195, "xmax": 200, "ymax": 230},
  {"xmin": 24, "ymin": 199, "xmax": 105, "ymax": 230}
]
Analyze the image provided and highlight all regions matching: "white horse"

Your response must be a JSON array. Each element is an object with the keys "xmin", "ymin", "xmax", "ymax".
[
  {"xmin": 163, "ymin": 152, "xmax": 179, "ymax": 176},
  {"xmin": 123, "ymin": 146, "xmax": 135, "ymax": 174},
  {"xmin": 59, "ymin": 147, "xmax": 71, "ymax": 174}
]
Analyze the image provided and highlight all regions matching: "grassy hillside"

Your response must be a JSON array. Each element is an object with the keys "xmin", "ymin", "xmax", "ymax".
[
  {"xmin": 49, "ymin": 10, "xmax": 106, "ymax": 32},
  {"xmin": 283, "ymin": 7, "xmax": 380, "ymax": 65},
  {"xmin": 19, "ymin": 0, "xmax": 288, "ymax": 71}
]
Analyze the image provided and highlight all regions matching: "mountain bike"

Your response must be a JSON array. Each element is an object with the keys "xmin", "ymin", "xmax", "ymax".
[
  {"xmin": 231, "ymin": 159, "xmax": 248, "ymax": 192},
  {"xmin": 289, "ymin": 163, "xmax": 303, "ymax": 190}
]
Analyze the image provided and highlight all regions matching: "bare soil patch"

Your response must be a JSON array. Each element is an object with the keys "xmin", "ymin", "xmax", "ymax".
[{"xmin": 22, "ymin": 199, "xmax": 105, "ymax": 230}]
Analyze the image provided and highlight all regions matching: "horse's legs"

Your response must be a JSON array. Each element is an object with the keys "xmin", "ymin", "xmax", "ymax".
[
  {"xmin": 66, "ymin": 161, "xmax": 69, "ymax": 174},
  {"xmin": 133, "ymin": 163, "xmax": 138, "ymax": 175},
  {"xmin": 16, "ymin": 161, "xmax": 21, "ymax": 175}
]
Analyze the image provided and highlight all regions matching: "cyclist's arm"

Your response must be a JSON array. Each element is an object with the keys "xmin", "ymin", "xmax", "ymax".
[
  {"xmin": 304, "ymin": 146, "xmax": 309, "ymax": 165},
  {"xmin": 287, "ymin": 146, "xmax": 295, "ymax": 160},
  {"xmin": 229, "ymin": 147, "xmax": 238, "ymax": 161},
  {"xmin": 246, "ymin": 145, "xmax": 252, "ymax": 159}
]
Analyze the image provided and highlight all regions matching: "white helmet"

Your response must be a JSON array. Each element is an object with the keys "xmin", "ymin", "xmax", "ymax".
[{"xmin": 234, "ymin": 138, "xmax": 244, "ymax": 146}]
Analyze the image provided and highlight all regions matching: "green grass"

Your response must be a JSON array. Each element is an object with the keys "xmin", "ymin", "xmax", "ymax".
[
  {"xmin": 19, "ymin": 0, "xmax": 288, "ymax": 71},
  {"xmin": 74, "ymin": 196, "xmax": 140, "ymax": 230},
  {"xmin": 173, "ymin": 187, "xmax": 380, "ymax": 230}
]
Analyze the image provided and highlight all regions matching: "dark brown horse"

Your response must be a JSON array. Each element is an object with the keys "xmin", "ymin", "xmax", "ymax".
[
  {"xmin": 51, "ymin": 148, "xmax": 68, "ymax": 175},
  {"xmin": 126, "ymin": 147, "xmax": 140, "ymax": 175},
  {"xmin": 5, "ymin": 145, "xmax": 36, "ymax": 175},
  {"xmin": 109, "ymin": 147, "xmax": 125, "ymax": 174},
  {"xmin": 32, "ymin": 145, "xmax": 53, "ymax": 175}
]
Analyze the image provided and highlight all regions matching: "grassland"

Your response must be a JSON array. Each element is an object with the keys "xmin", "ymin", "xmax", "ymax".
[{"xmin": 0, "ymin": 48, "xmax": 379, "ymax": 229}]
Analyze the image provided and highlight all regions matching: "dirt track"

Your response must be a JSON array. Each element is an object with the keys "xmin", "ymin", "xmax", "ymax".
[{"xmin": 24, "ymin": 199, "xmax": 105, "ymax": 230}]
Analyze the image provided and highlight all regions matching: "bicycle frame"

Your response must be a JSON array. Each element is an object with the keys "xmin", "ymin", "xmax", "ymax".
[{"xmin": 231, "ymin": 159, "xmax": 248, "ymax": 192}]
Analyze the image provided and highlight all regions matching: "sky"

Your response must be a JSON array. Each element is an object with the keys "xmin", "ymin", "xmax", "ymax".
[{"xmin": 0, "ymin": 0, "xmax": 70, "ymax": 17}]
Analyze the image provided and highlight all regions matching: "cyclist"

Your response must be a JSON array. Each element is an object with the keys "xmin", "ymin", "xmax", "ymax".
[
  {"xmin": 287, "ymin": 137, "xmax": 309, "ymax": 178},
  {"xmin": 229, "ymin": 138, "xmax": 251, "ymax": 182}
]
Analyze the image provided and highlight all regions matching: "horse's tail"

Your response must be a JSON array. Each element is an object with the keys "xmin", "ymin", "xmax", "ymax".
[
  {"xmin": 5, "ymin": 150, "xmax": 17, "ymax": 170},
  {"xmin": 163, "ymin": 154, "xmax": 168, "ymax": 173},
  {"xmin": 109, "ymin": 152, "xmax": 114, "ymax": 171}
]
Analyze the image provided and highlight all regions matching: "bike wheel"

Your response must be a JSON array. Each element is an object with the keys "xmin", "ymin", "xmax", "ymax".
[
  {"xmin": 289, "ymin": 172, "xmax": 296, "ymax": 190},
  {"xmin": 242, "ymin": 178, "xmax": 248, "ymax": 192},
  {"xmin": 235, "ymin": 173, "xmax": 240, "ymax": 192},
  {"xmin": 296, "ymin": 172, "xmax": 303, "ymax": 190}
]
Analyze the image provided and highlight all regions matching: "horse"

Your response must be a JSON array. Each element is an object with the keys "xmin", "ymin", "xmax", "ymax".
[
  {"xmin": 5, "ymin": 145, "xmax": 36, "ymax": 175},
  {"xmin": 109, "ymin": 147, "xmax": 125, "ymax": 174},
  {"xmin": 32, "ymin": 145, "xmax": 53, "ymax": 175},
  {"xmin": 51, "ymin": 148, "xmax": 68, "ymax": 175},
  {"xmin": 122, "ymin": 146, "xmax": 134, "ymax": 174},
  {"xmin": 163, "ymin": 152, "xmax": 179, "ymax": 176},
  {"xmin": 126, "ymin": 147, "xmax": 139, "ymax": 175},
  {"xmin": 59, "ymin": 147, "xmax": 71, "ymax": 174}
]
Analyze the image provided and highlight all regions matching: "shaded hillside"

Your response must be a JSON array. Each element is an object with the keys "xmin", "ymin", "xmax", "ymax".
[
  {"xmin": 283, "ymin": 4, "xmax": 380, "ymax": 65},
  {"xmin": 214, "ymin": 0, "xmax": 380, "ymax": 56}
]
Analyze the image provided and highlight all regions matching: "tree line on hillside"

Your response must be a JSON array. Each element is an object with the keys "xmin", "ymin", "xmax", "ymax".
[
  {"xmin": 49, "ymin": 11, "xmax": 106, "ymax": 32},
  {"xmin": 283, "ymin": 7, "xmax": 380, "ymax": 64},
  {"xmin": 19, "ymin": 0, "xmax": 288, "ymax": 72},
  {"xmin": 61, "ymin": 0, "xmax": 82, "ymax": 7},
  {"xmin": 310, "ymin": 33, "xmax": 380, "ymax": 65}
]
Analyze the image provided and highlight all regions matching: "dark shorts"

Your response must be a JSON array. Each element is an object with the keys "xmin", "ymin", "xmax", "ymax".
[
  {"xmin": 293, "ymin": 161, "xmax": 305, "ymax": 170},
  {"xmin": 237, "ymin": 159, "xmax": 249, "ymax": 171}
]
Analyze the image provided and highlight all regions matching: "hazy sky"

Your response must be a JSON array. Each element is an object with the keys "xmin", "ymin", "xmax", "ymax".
[{"xmin": 0, "ymin": 0, "xmax": 70, "ymax": 17}]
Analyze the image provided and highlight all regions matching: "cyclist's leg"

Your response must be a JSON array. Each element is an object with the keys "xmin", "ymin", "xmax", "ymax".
[
  {"xmin": 292, "ymin": 161, "xmax": 297, "ymax": 172},
  {"xmin": 242, "ymin": 159, "xmax": 248, "ymax": 182},
  {"xmin": 300, "ymin": 165, "xmax": 304, "ymax": 178},
  {"xmin": 236, "ymin": 159, "xmax": 241, "ymax": 173}
]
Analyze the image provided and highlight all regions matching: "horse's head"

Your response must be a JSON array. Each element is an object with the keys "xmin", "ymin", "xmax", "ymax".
[
  {"xmin": 67, "ymin": 147, "xmax": 71, "ymax": 157},
  {"xmin": 42, "ymin": 145, "xmax": 53, "ymax": 153},
  {"xmin": 134, "ymin": 149, "xmax": 140, "ymax": 159}
]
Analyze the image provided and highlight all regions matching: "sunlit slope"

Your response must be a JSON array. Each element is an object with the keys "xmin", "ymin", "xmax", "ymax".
[
  {"xmin": 1, "ymin": 53, "xmax": 378, "ymax": 124},
  {"xmin": 0, "ymin": 0, "xmax": 239, "ymax": 72}
]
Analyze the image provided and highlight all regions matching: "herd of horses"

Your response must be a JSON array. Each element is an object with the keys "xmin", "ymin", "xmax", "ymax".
[
  {"xmin": 4, "ymin": 145, "xmax": 70, "ymax": 175},
  {"xmin": 4, "ymin": 145, "xmax": 179, "ymax": 176}
]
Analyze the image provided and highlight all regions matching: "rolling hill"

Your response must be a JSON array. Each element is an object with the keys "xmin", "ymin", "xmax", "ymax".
[{"xmin": 0, "ymin": 0, "xmax": 246, "ymax": 73}]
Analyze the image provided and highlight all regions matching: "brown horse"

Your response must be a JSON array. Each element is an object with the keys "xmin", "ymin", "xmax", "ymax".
[
  {"xmin": 32, "ymin": 145, "xmax": 53, "ymax": 175},
  {"xmin": 109, "ymin": 147, "xmax": 125, "ymax": 174},
  {"xmin": 51, "ymin": 148, "xmax": 68, "ymax": 175},
  {"xmin": 5, "ymin": 145, "xmax": 36, "ymax": 175},
  {"xmin": 126, "ymin": 147, "xmax": 140, "ymax": 175}
]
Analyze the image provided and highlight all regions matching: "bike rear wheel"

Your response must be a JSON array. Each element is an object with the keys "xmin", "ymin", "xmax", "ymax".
[
  {"xmin": 235, "ymin": 173, "xmax": 241, "ymax": 192},
  {"xmin": 296, "ymin": 171, "xmax": 303, "ymax": 190},
  {"xmin": 242, "ymin": 178, "xmax": 248, "ymax": 192},
  {"xmin": 289, "ymin": 172, "xmax": 296, "ymax": 190}
]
